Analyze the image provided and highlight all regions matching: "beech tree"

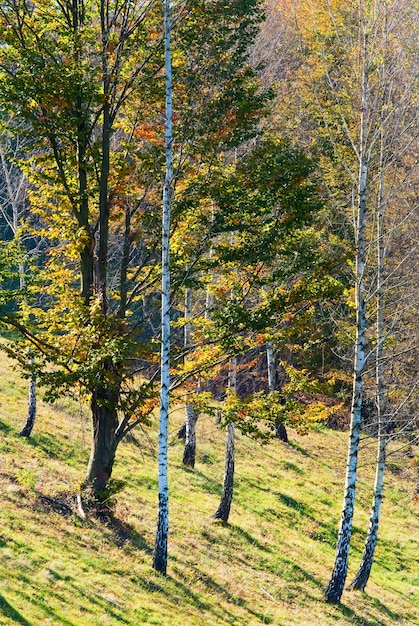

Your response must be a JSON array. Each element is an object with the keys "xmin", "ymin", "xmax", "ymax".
[
  {"xmin": 0, "ymin": 0, "xmax": 271, "ymax": 496},
  {"xmin": 0, "ymin": 0, "xmax": 168, "ymax": 492},
  {"xmin": 186, "ymin": 138, "xmax": 346, "ymax": 524}
]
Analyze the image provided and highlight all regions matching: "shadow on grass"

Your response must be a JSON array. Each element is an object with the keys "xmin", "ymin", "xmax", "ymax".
[
  {"xmin": 277, "ymin": 493, "xmax": 314, "ymax": 516},
  {"xmin": 284, "ymin": 559, "xmax": 324, "ymax": 588},
  {"xmin": 170, "ymin": 558, "xmax": 269, "ymax": 625},
  {"xmin": 283, "ymin": 460, "xmax": 305, "ymax": 474},
  {"xmin": 11, "ymin": 589, "xmax": 77, "ymax": 626},
  {"xmin": 35, "ymin": 492, "xmax": 152, "ymax": 554},
  {"xmin": 64, "ymin": 580, "xmax": 131, "ymax": 623},
  {"xmin": 366, "ymin": 594, "xmax": 407, "ymax": 621},
  {"xmin": 26, "ymin": 432, "xmax": 74, "ymax": 461},
  {"xmin": 183, "ymin": 467, "xmax": 222, "ymax": 496},
  {"xmin": 337, "ymin": 599, "xmax": 399, "ymax": 626},
  {"xmin": 228, "ymin": 523, "xmax": 270, "ymax": 552},
  {"xmin": 287, "ymin": 441, "xmax": 312, "ymax": 456},
  {"xmin": 132, "ymin": 475, "xmax": 158, "ymax": 490},
  {"xmin": 95, "ymin": 507, "xmax": 152, "ymax": 553},
  {"xmin": 14, "ymin": 572, "xmax": 129, "ymax": 625},
  {"xmin": 0, "ymin": 420, "xmax": 11, "ymax": 433},
  {"xmin": 0, "ymin": 595, "xmax": 33, "ymax": 626},
  {"xmin": 130, "ymin": 569, "xmax": 227, "ymax": 622}
]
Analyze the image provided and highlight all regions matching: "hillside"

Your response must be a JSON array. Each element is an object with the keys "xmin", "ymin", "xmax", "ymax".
[{"xmin": 0, "ymin": 352, "xmax": 418, "ymax": 626}]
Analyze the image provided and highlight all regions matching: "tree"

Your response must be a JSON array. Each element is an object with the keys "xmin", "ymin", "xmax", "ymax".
[
  {"xmin": 152, "ymin": 0, "xmax": 172, "ymax": 576},
  {"xmin": 0, "ymin": 0, "xmax": 167, "ymax": 492},
  {"xmin": 182, "ymin": 287, "xmax": 200, "ymax": 468},
  {"xmin": 0, "ymin": 120, "xmax": 38, "ymax": 437},
  {"xmin": 270, "ymin": 0, "xmax": 419, "ymax": 601},
  {"xmin": 0, "ymin": 0, "xmax": 268, "ymax": 495},
  {"xmin": 266, "ymin": 341, "xmax": 288, "ymax": 441},
  {"xmin": 213, "ymin": 356, "xmax": 236, "ymax": 523},
  {"xmin": 349, "ymin": 0, "xmax": 419, "ymax": 589},
  {"xmin": 324, "ymin": 21, "xmax": 369, "ymax": 603},
  {"xmin": 192, "ymin": 137, "xmax": 345, "ymax": 524}
]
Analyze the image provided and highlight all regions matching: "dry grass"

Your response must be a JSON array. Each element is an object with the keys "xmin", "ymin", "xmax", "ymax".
[{"xmin": 0, "ymin": 352, "xmax": 418, "ymax": 625}]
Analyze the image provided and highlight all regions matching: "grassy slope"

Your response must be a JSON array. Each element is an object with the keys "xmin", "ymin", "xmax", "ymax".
[{"xmin": 0, "ymin": 352, "xmax": 418, "ymax": 626}]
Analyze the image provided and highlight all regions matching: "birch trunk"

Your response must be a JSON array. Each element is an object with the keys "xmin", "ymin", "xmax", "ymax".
[
  {"xmin": 152, "ymin": 0, "xmax": 172, "ymax": 575},
  {"xmin": 325, "ymin": 31, "xmax": 369, "ymax": 604},
  {"xmin": 350, "ymin": 131, "xmax": 387, "ymax": 592},
  {"xmin": 17, "ymin": 257, "xmax": 38, "ymax": 437},
  {"xmin": 214, "ymin": 357, "xmax": 236, "ymax": 524},
  {"xmin": 183, "ymin": 287, "xmax": 199, "ymax": 467},
  {"xmin": 19, "ymin": 361, "xmax": 37, "ymax": 438},
  {"xmin": 183, "ymin": 404, "xmax": 199, "ymax": 467}
]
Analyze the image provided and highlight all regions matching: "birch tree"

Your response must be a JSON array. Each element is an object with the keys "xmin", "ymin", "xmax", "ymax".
[
  {"xmin": 182, "ymin": 287, "xmax": 199, "ymax": 468},
  {"xmin": 324, "ymin": 20, "xmax": 369, "ymax": 602},
  {"xmin": 349, "ymin": 134, "xmax": 386, "ymax": 592},
  {"xmin": 214, "ymin": 356, "xmax": 236, "ymax": 524},
  {"xmin": 271, "ymin": 0, "xmax": 419, "ymax": 601},
  {"xmin": 152, "ymin": 0, "xmax": 172, "ymax": 575},
  {"xmin": 0, "ymin": 122, "xmax": 40, "ymax": 437},
  {"xmin": 349, "ymin": 2, "xmax": 419, "ymax": 588}
]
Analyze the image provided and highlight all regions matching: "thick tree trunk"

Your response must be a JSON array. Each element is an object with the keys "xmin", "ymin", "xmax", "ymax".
[
  {"xmin": 84, "ymin": 382, "xmax": 120, "ymax": 492},
  {"xmin": 19, "ymin": 371, "xmax": 37, "ymax": 438},
  {"xmin": 153, "ymin": 0, "xmax": 172, "ymax": 575},
  {"xmin": 214, "ymin": 357, "xmax": 236, "ymax": 524},
  {"xmin": 325, "ymin": 31, "xmax": 369, "ymax": 605}
]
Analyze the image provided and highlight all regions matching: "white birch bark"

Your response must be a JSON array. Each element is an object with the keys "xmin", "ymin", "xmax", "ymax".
[
  {"xmin": 205, "ymin": 203, "xmax": 216, "ymax": 314},
  {"xmin": 152, "ymin": 0, "xmax": 172, "ymax": 575},
  {"xmin": 19, "ymin": 357, "xmax": 37, "ymax": 438},
  {"xmin": 183, "ymin": 287, "xmax": 199, "ymax": 467},
  {"xmin": 214, "ymin": 356, "xmax": 236, "ymax": 523},
  {"xmin": 350, "ymin": 130, "xmax": 387, "ymax": 591},
  {"xmin": 325, "ymin": 30, "xmax": 369, "ymax": 604}
]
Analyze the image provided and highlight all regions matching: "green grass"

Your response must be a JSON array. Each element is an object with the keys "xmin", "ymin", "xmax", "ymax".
[{"xmin": 0, "ymin": 351, "xmax": 418, "ymax": 625}]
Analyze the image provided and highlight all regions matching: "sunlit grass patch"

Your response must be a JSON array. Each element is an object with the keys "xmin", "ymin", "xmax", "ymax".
[{"xmin": 0, "ymin": 350, "xmax": 417, "ymax": 625}]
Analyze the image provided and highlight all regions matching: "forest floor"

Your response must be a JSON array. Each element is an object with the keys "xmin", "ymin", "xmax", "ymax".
[{"xmin": 0, "ymin": 351, "xmax": 418, "ymax": 626}]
